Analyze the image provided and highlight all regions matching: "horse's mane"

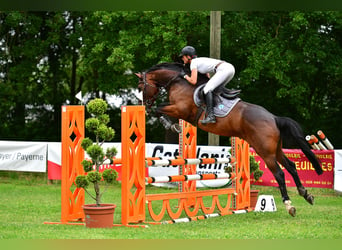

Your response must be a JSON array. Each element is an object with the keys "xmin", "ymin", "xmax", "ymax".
[
  {"xmin": 146, "ymin": 62, "xmax": 209, "ymax": 86},
  {"xmin": 146, "ymin": 62, "xmax": 185, "ymax": 73}
]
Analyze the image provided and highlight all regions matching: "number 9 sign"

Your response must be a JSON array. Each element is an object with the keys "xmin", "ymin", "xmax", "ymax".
[{"xmin": 254, "ymin": 195, "xmax": 277, "ymax": 212}]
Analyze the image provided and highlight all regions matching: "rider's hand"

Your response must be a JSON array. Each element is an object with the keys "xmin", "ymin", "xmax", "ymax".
[{"xmin": 179, "ymin": 70, "xmax": 187, "ymax": 79}]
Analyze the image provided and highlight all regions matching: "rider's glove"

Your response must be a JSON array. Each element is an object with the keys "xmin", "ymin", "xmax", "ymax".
[{"xmin": 179, "ymin": 70, "xmax": 187, "ymax": 79}]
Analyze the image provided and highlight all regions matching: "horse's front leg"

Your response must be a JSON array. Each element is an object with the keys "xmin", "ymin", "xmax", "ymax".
[{"xmin": 156, "ymin": 103, "xmax": 182, "ymax": 133}]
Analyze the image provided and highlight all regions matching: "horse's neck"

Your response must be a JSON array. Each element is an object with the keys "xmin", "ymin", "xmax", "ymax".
[
  {"xmin": 169, "ymin": 81, "xmax": 199, "ymax": 123},
  {"xmin": 173, "ymin": 80, "xmax": 196, "ymax": 95},
  {"xmin": 154, "ymin": 70, "xmax": 178, "ymax": 87}
]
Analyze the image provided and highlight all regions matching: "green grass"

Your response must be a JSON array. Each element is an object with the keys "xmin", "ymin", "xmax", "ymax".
[{"xmin": 0, "ymin": 174, "xmax": 341, "ymax": 239}]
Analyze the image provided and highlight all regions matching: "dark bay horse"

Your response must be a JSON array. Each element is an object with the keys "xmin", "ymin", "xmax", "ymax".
[{"xmin": 136, "ymin": 62, "xmax": 323, "ymax": 217}]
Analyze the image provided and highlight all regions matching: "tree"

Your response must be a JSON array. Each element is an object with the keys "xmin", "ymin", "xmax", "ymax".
[
  {"xmin": 77, "ymin": 11, "xmax": 211, "ymax": 143},
  {"xmin": 0, "ymin": 11, "xmax": 341, "ymax": 147},
  {"xmin": 221, "ymin": 11, "xmax": 342, "ymax": 147},
  {"xmin": 77, "ymin": 11, "xmax": 210, "ymax": 94},
  {"xmin": 0, "ymin": 12, "xmax": 53, "ymax": 140}
]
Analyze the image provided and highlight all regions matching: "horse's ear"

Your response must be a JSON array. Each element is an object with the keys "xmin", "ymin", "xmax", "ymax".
[{"xmin": 135, "ymin": 73, "xmax": 142, "ymax": 78}]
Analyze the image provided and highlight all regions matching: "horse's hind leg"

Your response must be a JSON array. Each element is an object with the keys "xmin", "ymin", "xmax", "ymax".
[
  {"xmin": 280, "ymin": 155, "xmax": 315, "ymax": 205},
  {"xmin": 264, "ymin": 158, "xmax": 296, "ymax": 217}
]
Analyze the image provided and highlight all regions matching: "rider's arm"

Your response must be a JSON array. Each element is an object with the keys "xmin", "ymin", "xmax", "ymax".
[{"xmin": 184, "ymin": 68, "xmax": 198, "ymax": 85}]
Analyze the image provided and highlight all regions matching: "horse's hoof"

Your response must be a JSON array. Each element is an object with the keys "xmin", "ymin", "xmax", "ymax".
[
  {"xmin": 171, "ymin": 124, "xmax": 181, "ymax": 134},
  {"xmin": 288, "ymin": 207, "xmax": 296, "ymax": 217},
  {"xmin": 305, "ymin": 194, "xmax": 314, "ymax": 205},
  {"xmin": 284, "ymin": 200, "xmax": 296, "ymax": 217}
]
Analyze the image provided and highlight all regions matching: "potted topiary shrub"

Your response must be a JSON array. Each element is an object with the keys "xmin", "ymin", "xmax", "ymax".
[
  {"xmin": 75, "ymin": 98, "xmax": 119, "ymax": 228},
  {"xmin": 249, "ymin": 155, "xmax": 263, "ymax": 209},
  {"xmin": 250, "ymin": 154, "xmax": 263, "ymax": 183}
]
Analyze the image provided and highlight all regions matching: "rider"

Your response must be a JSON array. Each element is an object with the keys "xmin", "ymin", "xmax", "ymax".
[{"xmin": 179, "ymin": 46, "xmax": 235, "ymax": 124}]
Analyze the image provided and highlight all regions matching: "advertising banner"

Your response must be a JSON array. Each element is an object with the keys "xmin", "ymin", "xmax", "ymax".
[
  {"xmin": 251, "ymin": 149, "xmax": 334, "ymax": 188},
  {"xmin": 47, "ymin": 142, "xmax": 62, "ymax": 180},
  {"xmin": 47, "ymin": 142, "xmax": 123, "ymax": 180},
  {"xmin": 146, "ymin": 143, "xmax": 232, "ymax": 188},
  {"xmin": 0, "ymin": 141, "xmax": 47, "ymax": 172}
]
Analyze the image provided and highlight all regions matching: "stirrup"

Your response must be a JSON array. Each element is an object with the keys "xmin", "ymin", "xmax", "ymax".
[{"xmin": 200, "ymin": 114, "xmax": 216, "ymax": 124}]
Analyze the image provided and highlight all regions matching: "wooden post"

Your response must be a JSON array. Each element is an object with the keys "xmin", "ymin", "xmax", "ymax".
[
  {"xmin": 210, "ymin": 11, "xmax": 221, "ymax": 60},
  {"xmin": 209, "ymin": 11, "xmax": 221, "ymax": 146}
]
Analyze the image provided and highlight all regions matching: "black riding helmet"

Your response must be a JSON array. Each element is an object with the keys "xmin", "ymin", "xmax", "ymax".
[{"xmin": 179, "ymin": 46, "xmax": 197, "ymax": 58}]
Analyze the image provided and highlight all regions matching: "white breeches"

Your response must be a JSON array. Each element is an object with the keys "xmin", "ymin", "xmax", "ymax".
[{"xmin": 203, "ymin": 62, "xmax": 235, "ymax": 94}]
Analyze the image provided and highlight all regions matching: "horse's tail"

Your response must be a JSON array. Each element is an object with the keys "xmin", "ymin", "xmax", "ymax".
[{"xmin": 275, "ymin": 116, "xmax": 323, "ymax": 175}]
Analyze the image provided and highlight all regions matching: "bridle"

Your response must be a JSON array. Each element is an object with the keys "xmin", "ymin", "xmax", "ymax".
[
  {"xmin": 141, "ymin": 71, "xmax": 179, "ymax": 111},
  {"xmin": 140, "ymin": 72, "xmax": 157, "ymax": 109}
]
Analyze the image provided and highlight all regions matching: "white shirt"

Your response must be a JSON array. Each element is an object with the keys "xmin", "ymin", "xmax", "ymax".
[{"xmin": 190, "ymin": 57, "xmax": 222, "ymax": 74}]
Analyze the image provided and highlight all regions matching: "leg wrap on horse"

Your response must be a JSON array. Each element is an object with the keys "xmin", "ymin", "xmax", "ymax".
[
  {"xmin": 170, "ymin": 123, "xmax": 181, "ymax": 134},
  {"xmin": 284, "ymin": 200, "xmax": 296, "ymax": 217},
  {"xmin": 159, "ymin": 115, "xmax": 181, "ymax": 134},
  {"xmin": 159, "ymin": 116, "xmax": 172, "ymax": 129}
]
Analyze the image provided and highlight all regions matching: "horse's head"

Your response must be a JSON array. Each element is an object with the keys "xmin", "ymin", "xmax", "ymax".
[
  {"xmin": 136, "ymin": 62, "xmax": 209, "ymax": 113},
  {"xmin": 135, "ymin": 63, "xmax": 186, "ymax": 111},
  {"xmin": 135, "ymin": 72, "xmax": 161, "ymax": 111}
]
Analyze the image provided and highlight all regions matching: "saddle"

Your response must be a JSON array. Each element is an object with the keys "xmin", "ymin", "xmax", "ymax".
[{"xmin": 193, "ymin": 85, "xmax": 241, "ymax": 118}]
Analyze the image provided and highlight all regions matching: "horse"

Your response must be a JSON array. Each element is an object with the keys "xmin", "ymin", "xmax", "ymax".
[{"xmin": 136, "ymin": 62, "xmax": 323, "ymax": 217}]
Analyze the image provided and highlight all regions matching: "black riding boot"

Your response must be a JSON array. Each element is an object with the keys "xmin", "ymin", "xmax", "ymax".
[{"xmin": 201, "ymin": 91, "xmax": 216, "ymax": 124}]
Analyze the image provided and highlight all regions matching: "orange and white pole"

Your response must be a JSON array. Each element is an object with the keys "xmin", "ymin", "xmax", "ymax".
[
  {"xmin": 317, "ymin": 130, "xmax": 334, "ymax": 150},
  {"xmin": 311, "ymin": 134, "xmax": 327, "ymax": 150},
  {"xmin": 306, "ymin": 135, "xmax": 320, "ymax": 150}
]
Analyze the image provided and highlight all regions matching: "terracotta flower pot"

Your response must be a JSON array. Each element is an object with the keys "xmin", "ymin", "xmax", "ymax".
[
  {"xmin": 250, "ymin": 190, "xmax": 259, "ymax": 210},
  {"xmin": 83, "ymin": 203, "xmax": 116, "ymax": 228}
]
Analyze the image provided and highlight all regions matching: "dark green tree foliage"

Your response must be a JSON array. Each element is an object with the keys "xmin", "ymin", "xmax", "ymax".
[
  {"xmin": 0, "ymin": 12, "xmax": 85, "ymax": 141},
  {"xmin": 222, "ymin": 12, "xmax": 342, "ymax": 147},
  {"xmin": 0, "ymin": 11, "xmax": 341, "ymax": 147}
]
